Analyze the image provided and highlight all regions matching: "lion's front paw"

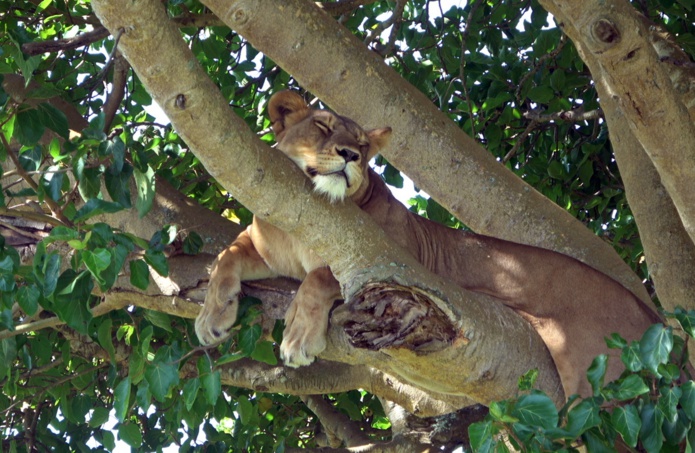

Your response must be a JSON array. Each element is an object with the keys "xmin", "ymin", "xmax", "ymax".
[
  {"xmin": 280, "ymin": 302, "xmax": 328, "ymax": 367},
  {"xmin": 195, "ymin": 282, "xmax": 240, "ymax": 345}
]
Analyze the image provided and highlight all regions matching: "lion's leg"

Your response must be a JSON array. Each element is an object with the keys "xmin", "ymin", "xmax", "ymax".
[
  {"xmin": 280, "ymin": 267, "xmax": 341, "ymax": 367},
  {"xmin": 195, "ymin": 230, "xmax": 277, "ymax": 345}
]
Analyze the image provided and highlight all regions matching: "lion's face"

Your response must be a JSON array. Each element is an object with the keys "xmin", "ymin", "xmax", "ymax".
[{"xmin": 269, "ymin": 91, "xmax": 391, "ymax": 202}]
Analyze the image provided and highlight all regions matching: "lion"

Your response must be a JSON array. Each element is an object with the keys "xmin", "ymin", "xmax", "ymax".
[{"xmin": 195, "ymin": 90, "xmax": 661, "ymax": 398}]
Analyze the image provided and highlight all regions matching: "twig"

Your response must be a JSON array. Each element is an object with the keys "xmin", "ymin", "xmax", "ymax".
[
  {"xmin": 364, "ymin": 0, "xmax": 407, "ymax": 55},
  {"xmin": 21, "ymin": 27, "xmax": 110, "ymax": 56},
  {"xmin": 515, "ymin": 35, "xmax": 567, "ymax": 104},
  {"xmin": 523, "ymin": 107, "xmax": 603, "ymax": 123},
  {"xmin": 87, "ymin": 28, "xmax": 125, "ymax": 93},
  {"xmin": 381, "ymin": 0, "xmax": 407, "ymax": 56},
  {"xmin": 502, "ymin": 120, "xmax": 537, "ymax": 163}
]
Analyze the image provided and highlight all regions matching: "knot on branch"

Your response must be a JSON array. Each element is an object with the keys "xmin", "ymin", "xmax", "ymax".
[
  {"xmin": 335, "ymin": 282, "xmax": 456, "ymax": 352},
  {"xmin": 592, "ymin": 18, "xmax": 621, "ymax": 45}
]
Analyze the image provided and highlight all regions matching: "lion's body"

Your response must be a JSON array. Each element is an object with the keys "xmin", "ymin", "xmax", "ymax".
[{"xmin": 195, "ymin": 91, "xmax": 660, "ymax": 399}]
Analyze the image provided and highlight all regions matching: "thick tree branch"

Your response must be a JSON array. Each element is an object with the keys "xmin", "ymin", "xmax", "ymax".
[
  {"xmin": 200, "ymin": 0, "xmax": 651, "ymax": 305},
  {"xmin": 538, "ymin": 0, "xmax": 695, "ymax": 246},
  {"xmin": 91, "ymin": 0, "xmax": 563, "ymax": 405},
  {"xmin": 534, "ymin": 3, "xmax": 695, "ymax": 312}
]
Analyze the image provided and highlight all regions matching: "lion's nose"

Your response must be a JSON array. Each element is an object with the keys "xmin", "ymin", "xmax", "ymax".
[{"xmin": 337, "ymin": 148, "xmax": 360, "ymax": 162}]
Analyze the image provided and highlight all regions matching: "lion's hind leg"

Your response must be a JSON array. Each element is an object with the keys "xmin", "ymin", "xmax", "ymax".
[
  {"xmin": 280, "ymin": 267, "xmax": 341, "ymax": 367},
  {"xmin": 195, "ymin": 230, "xmax": 277, "ymax": 345}
]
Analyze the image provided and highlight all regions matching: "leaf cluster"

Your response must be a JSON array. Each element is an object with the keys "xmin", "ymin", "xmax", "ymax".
[{"xmin": 470, "ymin": 309, "xmax": 695, "ymax": 452}]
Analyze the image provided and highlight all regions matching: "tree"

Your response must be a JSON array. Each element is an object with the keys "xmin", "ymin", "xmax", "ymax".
[{"xmin": 1, "ymin": 0, "xmax": 694, "ymax": 450}]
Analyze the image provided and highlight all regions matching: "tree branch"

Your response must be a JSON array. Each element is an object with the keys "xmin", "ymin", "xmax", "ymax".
[
  {"xmin": 301, "ymin": 395, "xmax": 372, "ymax": 447},
  {"xmin": 21, "ymin": 27, "xmax": 110, "ymax": 56},
  {"xmin": 103, "ymin": 52, "xmax": 129, "ymax": 132},
  {"xmin": 523, "ymin": 107, "xmax": 603, "ymax": 123}
]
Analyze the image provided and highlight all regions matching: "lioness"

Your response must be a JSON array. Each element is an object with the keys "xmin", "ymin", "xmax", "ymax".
[{"xmin": 195, "ymin": 90, "xmax": 660, "ymax": 398}]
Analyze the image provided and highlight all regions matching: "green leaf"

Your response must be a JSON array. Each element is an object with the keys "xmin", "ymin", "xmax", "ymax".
[
  {"xmin": 527, "ymin": 85, "xmax": 554, "ymax": 103},
  {"xmin": 547, "ymin": 160, "xmax": 565, "ymax": 179},
  {"xmin": 15, "ymin": 284, "xmax": 40, "ymax": 316},
  {"xmin": 663, "ymin": 408, "xmax": 689, "ymax": 446},
  {"xmin": 14, "ymin": 109, "xmax": 44, "ymax": 146},
  {"xmin": 239, "ymin": 324, "xmax": 262, "ymax": 356},
  {"xmin": 113, "ymin": 377, "xmax": 131, "ymax": 422},
  {"xmin": 621, "ymin": 341, "xmax": 644, "ymax": 372},
  {"xmin": 202, "ymin": 370, "xmax": 221, "ymax": 406},
  {"xmin": 183, "ymin": 231, "xmax": 204, "ymax": 255},
  {"xmin": 639, "ymin": 324, "xmax": 673, "ymax": 375},
  {"xmin": 41, "ymin": 251, "xmax": 61, "ymax": 298},
  {"xmin": 611, "ymin": 405, "xmax": 641, "ymax": 448},
  {"xmin": 658, "ymin": 385, "xmax": 682, "ymax": 423},
  {"xmin": 586, "ymin": 354, "xmax": 607, "ymax": 396},
  {"xmin": 97, "ymin": 318, "xmax": 116, "ymax": 364},
  {"xmin": 53, "ymin": 270, "xmax": 93, "ymax": 334},
  {"xmin": 41, "ymin": 165, "xmax": 63, "ymax": 202},
  {"xmin": 37, "ymin": 102, "xmax": 69, "ymax": 139},
  {"xmin": 104, "ymin": 162, "xmax": 133, "ymax": 208},
  {"xmin": 236, "ymin": 395, "xmax": 254, "ymax": 425},
  {"xmin": 129, "ymin": 259, "xmax": 150, "ymax": 290},
  {"xmin": 82, "ymin": 248, "xmax": 112, "ymax": 285},
  {"xmin": 251, "ymin": 340, "xmax": 278, "ymax": 365},
  {"xmin": 143, "ymin": 310, "xmax": 172, "ymax": 332},
  {"xmin": 133, "ymin": 165, "xmax": 156, "ymax": 218},
  {"xmin": 640, "ymin": 403, "xmax": 664, "ymax": 453},
  {"xmin": 511, "ymin": 392, "xmax": 559, "ymax": 430},
  {"xmin": 517, "ymin": 368, "xmax": 538, "ymax": 392},
  {"xmin": 73, "ymin": 199, "xmax": 124, "ymax": 223},
  {"xmin": 143, "ymin": 249, "xmax": 168, "ymax": 277},
  {"xmin": 0, "ymin": 337, "xmax": 17, "ymax": 379},
  {"xmin": 144, "ymin": 346, "xmax": 180, "ymax": 402},
  {"xmin": 611, "ymin": 374, "xmax": 649, "ymax": 401},
  {"xmin": 469, "ymin": 420, "xmax": 497, "ymax": 453},
  {"xmin": 76, "ymin": 166, "xmax": 102, "ymax": 202},
  {"xmin": 674, "ymin": 308, "xmax": 695, "ymax": 338},
  {"xmin": 100, "ymin": 243, "xmax": 128, "ymax": 290},
  {"xmin": 106, "ymin": 137, "xmax": 126, "ymax": 173},
  {"xmin": 183, "ymin": 377, "xmax": 200, "ymax": 411},
  {"xmin": 680, "ymin": 381, "xmax": 695, "ymax": 420},
  {"xmin": 118, "ymin": 423, "xmax": 142, "ymax": 448},
  {"xmin": 605, "ymin": 333, "xmax": 627, "ymax": 349},
  {"xmin": 566, "ymin": 399, "xmax": 601, "ymax": 436},
  {"xmin": 88, "ymin": 406, "xmax": 110, "ymax": 428}
]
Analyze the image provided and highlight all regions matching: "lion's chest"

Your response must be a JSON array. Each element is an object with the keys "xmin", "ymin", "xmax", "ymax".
[{"xmin": 249, "ymin": 217, "xmax": 326, "ymax": 280}]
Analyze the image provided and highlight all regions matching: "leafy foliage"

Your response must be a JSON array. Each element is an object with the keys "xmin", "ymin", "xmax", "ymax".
[
  {"xmin": 0, "ymin": 0, "xmax": 693, "ymax": 451},
  {"xmin": 470, "ymin": 310, "xmax": 695, "ymax": 452}
]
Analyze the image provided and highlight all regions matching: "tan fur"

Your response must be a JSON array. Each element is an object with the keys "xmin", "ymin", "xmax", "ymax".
[{"xmin": 196, "ymin": 91, "xmax": 660, "ymax": 397}]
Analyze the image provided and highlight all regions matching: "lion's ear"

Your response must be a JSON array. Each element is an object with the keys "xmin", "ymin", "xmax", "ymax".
[
  {"xmin": 268, "ymin": 91, "xmax": 310, "ymax": 139},
  {"xmin": 366, "ymin": 127, "xmax": 392, "ymax": 160}
]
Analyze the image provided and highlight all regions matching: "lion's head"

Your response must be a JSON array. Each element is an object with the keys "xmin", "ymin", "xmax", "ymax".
[{"xmin": 268, "ymin": 91, "xmax": 392, "ymax": 202}]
